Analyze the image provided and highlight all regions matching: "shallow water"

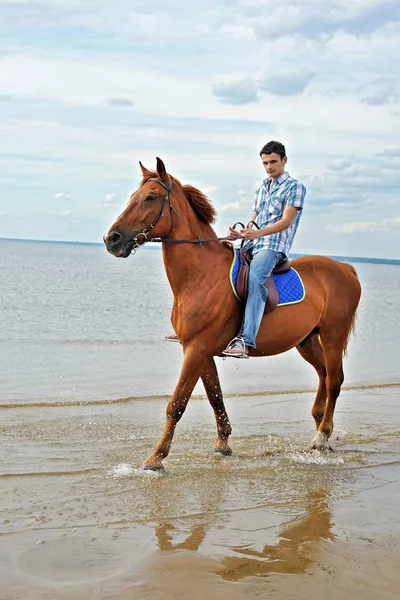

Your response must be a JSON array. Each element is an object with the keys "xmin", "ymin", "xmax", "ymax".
[
  {"xmin": 1, "ymin": 388, "xmax": 399, "ymax": 598},
  {"xmin": 0, "ymin": 240, "xmax": 399, "ymax": 599}
]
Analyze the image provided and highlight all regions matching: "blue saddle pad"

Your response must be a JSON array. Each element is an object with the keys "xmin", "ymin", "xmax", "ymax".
[
  {"xmin": 273, "ymin": 266, "xmax": 305, "ymax": 306},
  {"xmin": 230, "ymin": 249, "xmax": 305, "ymax": 306}
]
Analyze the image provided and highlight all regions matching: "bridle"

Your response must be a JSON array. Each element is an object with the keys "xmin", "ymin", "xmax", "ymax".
[
  {"xmin": 129, "ymin": 177, "xmax": 180, "ymax": 254},
  {"xmin": 128, "ymin": 177, "xmax": 258, "ymax": 255}
]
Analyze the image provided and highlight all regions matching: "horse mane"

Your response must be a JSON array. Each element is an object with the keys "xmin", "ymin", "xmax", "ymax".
[
  {"xmin": 141, "ymin": 172, "xmax": 217, "ymax": 224},
  {"xmin": 182, "ymin": 185, "xmax": 217, "ymax": 224}
]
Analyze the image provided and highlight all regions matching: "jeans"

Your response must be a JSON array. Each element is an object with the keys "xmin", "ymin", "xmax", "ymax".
[{"xmin": 242, "ymin": 249, "xmax": 284, "ymax": 348}]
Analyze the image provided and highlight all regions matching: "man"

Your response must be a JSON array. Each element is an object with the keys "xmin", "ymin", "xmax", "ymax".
[{"xmin": 222, "ymin": 140, "xmax": 306, "ymax": 358}]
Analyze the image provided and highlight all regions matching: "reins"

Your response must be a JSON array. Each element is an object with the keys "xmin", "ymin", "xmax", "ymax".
[
  {"xmin": 149, "ymin": 236, "xmax": 229, "ymax": 245},
  {"xmin": 130, "ymin": 178, "xmax": 258, "ymax": 254},
  {"xmin": 149, "ymin": 221, "xmax": 259, "ymax": 246}
]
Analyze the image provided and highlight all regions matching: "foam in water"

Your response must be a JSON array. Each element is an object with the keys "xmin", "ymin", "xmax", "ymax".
[
  {"xmin": 109, "ymin": 463, "xmax": 164, "ymax": 478},
  {"xmin": 109, "ymin": 463, "xmax": 135, "ymax": 477},
  {"xmin": 289, "ymin": 453, "xmax": 345, "ymax": 465}
]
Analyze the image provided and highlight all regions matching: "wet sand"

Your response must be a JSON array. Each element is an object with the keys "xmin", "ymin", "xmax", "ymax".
[{"xmin": 1, "ymin": 387, "xmax": 399, "ymax": 599}]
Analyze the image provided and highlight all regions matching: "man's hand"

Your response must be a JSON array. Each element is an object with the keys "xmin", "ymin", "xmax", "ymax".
[
  {"xmin": 240, "ymin": 228, "xmax": 261, "ymax": 240},
  {"xmin": 226, "ymin": 226, "xmax": 242, "ymax": 240}
]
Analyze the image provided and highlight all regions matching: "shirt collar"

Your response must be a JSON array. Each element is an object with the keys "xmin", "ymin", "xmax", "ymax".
[{"xmin": 264, "ymin": 171, "xmax": 290, "ymax": 187}]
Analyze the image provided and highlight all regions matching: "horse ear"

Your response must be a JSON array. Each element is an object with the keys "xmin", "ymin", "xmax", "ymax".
[
  {"xmin": 156, "ymin": 157, "xmax": 168, "ymax": 182},
  {"xmin": 139, "ymin": 161, "xmax": 152, "ymax": 177}
]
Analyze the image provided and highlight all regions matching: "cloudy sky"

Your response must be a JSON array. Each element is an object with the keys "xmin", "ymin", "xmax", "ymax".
[{"xmin": 1, "ymin": 0, "xmax": 399, "ymax": 258}]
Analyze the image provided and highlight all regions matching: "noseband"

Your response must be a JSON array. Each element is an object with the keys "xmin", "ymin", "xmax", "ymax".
[{"xmin": 130, "ymin": 177, "xmax": 180, "ymax": 255}]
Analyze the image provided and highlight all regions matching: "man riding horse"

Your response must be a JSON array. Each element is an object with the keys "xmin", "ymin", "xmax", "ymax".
[
  {"xmin": 223, "ymin": 140, "xmax": 306, "ymax": 358},
  {"xmin": 104, "ymin": 151, "xmax": 360, "ymax": 468}
]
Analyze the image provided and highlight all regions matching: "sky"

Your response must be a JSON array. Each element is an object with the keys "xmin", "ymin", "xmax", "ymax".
[{"xmin": 0, "ymin": 0, "xmax": 399, "ymax": 259}]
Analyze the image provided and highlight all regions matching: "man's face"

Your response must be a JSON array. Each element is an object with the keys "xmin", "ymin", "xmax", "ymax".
[{"xmin": 261, "ymin": 152, "xmax": 287, "ymax": 178}]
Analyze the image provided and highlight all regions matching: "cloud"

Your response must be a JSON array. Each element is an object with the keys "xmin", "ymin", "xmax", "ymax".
[
  {"xmin": 219, "ymin": 196, "xmax": 250, "ymax": 212},
  {"xmin": 326, "ymin": 158, "xmax": 353, "ymax": 171},
  {"xmin": 376, "ymin": 147, "xmax": 400, "ymax": 157},
  {"xmin": 243, "ymin": 0, "xmax": 400, "ymax": 41},
  {"xmin": 1, "ymin": 0, "xmax": 400, "ymax": 260},
  {"xmin": 102, "ymin": 97, "xmax": 134, "ymax": 108},
  {"xmin": 97, "ymin": 192, "xmax": 119, "ymax": 209},
  {"xmin": 330, "ymin": 202, "xmax": 357, "ymax": 209},
  {"xmin": 303, "ymin": 151, "xmax": 400, "ymax": 214},
  {"xmin": 258, "ymin": 72, "xmax": 315, "ymax": 96},
  {"xmin": 0, "ymin": 54, "xmax": 212, "ymax": 115},
  {"xmin": 0, "ymin": 2, "xmax": 160, "ymax": 36},
  {"xmin": 213, "ymin": 71, "xmax": 315, "ymax": 105},
  {"xmin": 328, "ymin": 216, "xmax": 400, "ymax": 233},
  {"xmin": 359, "ymin": 78, "xmax": 399, "ymax": 106},
  {"xmin": 212, "ymin": 77, "xmax": 259, "ymax": 105},
  {"xmin": 201, "ymin": 186, "xmax": 220, "ymax": 197},
  {"xmin": 219, "ymin": 201, "xmax": 243, "ymax": 212},
  {"xmin": 53, "ymin": 192, "xmax": 71, "ymax": 201}
]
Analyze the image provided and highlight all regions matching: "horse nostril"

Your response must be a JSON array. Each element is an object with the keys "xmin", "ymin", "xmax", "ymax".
[{"xmin": 106, "ymin": 231, "xmax": 122, "ymax": 247}]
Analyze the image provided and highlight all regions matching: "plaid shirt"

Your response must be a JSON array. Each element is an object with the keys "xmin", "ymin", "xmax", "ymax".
[{"xmin": 251, "ymin": 172, "xmax": 306, "ymax": 256}]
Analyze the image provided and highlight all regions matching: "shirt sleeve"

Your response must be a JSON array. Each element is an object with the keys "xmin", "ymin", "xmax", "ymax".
[
  {"xmin": 287, "ymin": 181, "xmax": 306, "ymax": 210},
  {"xmin": 252, "ymin": 187, "xmax": 261, "ymax": 213}
]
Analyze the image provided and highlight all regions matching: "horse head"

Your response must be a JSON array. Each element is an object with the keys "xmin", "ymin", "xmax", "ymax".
[{"xmin": 104, "ymin": 157, "xmax": 175, "ymax": 258}]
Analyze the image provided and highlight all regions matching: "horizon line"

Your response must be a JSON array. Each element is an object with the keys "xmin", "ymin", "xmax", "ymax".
[{"xmin": 0, "ymin": 236, "xmax": 399, "ymax": 264}]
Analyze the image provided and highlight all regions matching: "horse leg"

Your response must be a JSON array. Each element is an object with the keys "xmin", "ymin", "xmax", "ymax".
[
  {"xmin": 142, "ymin": 349, "xmax": 208, "ymax": 471},
  {"xmin": 201, "ymin": 357, "xmax": 232, "ymax": 456},
  {"xmin": 296, "ymin": 333, "xmax": 327, "ymax": 429},
  {"xmin": 310, "ymin": 333, "xmax": 345, "ymax": 451}
]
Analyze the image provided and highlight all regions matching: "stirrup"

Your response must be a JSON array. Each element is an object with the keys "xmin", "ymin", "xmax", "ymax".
[{"xmin": 222, "ymin": 337, "xmax": 249, "ymax": 359}]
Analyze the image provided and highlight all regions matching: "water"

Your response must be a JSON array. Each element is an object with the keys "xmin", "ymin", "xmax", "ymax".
[
  {"xmin": 0, "ymin": 240, "xmax": 399, "ymax": 599},
  {"xmin": 0, "ymin": 239, "xmax": 399, "ymax": 405}
]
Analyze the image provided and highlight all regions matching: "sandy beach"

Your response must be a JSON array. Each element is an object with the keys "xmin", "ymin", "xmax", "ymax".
[{"xmin": 1, "ymin": 386, "xmax": 399, "ymax": 599}]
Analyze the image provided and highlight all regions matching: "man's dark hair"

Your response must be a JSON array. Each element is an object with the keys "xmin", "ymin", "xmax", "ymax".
[{"xmin": 260, "ymin": 141, "xmax": 286, "ymax": 160}]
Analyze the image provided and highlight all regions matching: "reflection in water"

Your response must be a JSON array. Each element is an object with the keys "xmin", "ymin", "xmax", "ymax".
[
  {"xmin": 220, "ymin": 489, "xmax": 334, "ymax": 581},
  {"xmin": 156, "ymin": 523, "xmax": 207, "ymax": 552},
  {"xmin": 155, "ymin": 487, "xmax": 334, "ymax": 581}
]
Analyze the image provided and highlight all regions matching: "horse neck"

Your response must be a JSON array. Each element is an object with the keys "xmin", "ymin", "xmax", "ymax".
[{"xmin": 161, "ymin": 203, "xmax": 229, "ymax": 297}]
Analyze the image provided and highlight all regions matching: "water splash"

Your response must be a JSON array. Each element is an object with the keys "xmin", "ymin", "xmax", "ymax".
[
  {"xmin": 108, "ymin": 463, "xmax": 164, "ymax": 478},
  {"xmin": 108, "ymin": 463, "xmax": 136, "ymax": 478},
  {"xmin": 289, "ymin": 453, "xmax": 345, "ymax": 465}
]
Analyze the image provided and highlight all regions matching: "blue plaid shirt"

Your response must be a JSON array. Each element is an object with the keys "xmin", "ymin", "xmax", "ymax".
[{"xmin": 251, "ymin": 172, "xmax": 306, "ymax": 256}]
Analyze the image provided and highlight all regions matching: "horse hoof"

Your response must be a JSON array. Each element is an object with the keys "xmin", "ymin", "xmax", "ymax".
[
  {"xmin": 141, "ymin": 463, "xmax": 165, "ymax": 473},
  {"xmin": 213, "ymin": 447, "xmax": 232, "ymax": 456},
  {"xmin": 309, "ymin": 432, "xmax": 333, "ymax": 452},
  {"xmin": 309, "ymin": 443, "xmax": 334, "ymax": 452},
  {"xmin": 142, "ymin": 465, "xmax": 164, "ymax": 471}
]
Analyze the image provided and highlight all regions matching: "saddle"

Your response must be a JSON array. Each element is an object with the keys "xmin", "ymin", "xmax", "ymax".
[{"xmin": 235, "ymin": 248, "xmax": 290, "ymax": 314}]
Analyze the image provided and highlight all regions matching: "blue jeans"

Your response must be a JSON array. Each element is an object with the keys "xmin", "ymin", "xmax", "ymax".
[{"xmin": 242, "ymin": 249, "xmax": 284, "ymax": 348}]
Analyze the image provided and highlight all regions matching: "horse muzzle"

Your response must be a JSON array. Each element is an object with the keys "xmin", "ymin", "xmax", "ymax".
[{"xmin": 103, "ymin": 231, "xmax": 134, "ymax": 258}]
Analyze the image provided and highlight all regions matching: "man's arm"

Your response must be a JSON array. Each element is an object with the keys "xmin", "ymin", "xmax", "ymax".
[
  {"xmin": 248, "ymin": 212, "xmax": 257, "ymax": 226},
  {"xmin": 226, "ymin": 211, "xmax": 258, "ymax": 240},
  {"xmin": 240, "ymin": 206, "xmax": 299, "ymax": 240}
]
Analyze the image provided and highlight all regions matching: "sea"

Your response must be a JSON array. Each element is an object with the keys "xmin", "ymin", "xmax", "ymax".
[{"xmin": 0, "ymin": 238, "xmax": 399, "ymax": 600}]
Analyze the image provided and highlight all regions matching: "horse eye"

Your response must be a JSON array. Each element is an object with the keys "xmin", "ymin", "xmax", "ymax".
[{"xmin": 145, "ymin": 194, "xmax": 157, "ymax": 202}]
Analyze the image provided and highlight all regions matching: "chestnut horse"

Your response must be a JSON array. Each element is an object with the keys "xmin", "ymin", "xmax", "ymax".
[{"xmin": 104, "ymin": 158, "xmax": 361, "ymax": 470}]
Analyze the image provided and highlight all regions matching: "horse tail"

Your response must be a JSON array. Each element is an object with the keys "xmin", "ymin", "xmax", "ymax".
[
  {"xmin": 342, "ymin": 262, "xmax": 358, "ymax": 279},
  {"xmin": 341, "ymin": 262, "xmax": 360, "ymax": 356}
]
